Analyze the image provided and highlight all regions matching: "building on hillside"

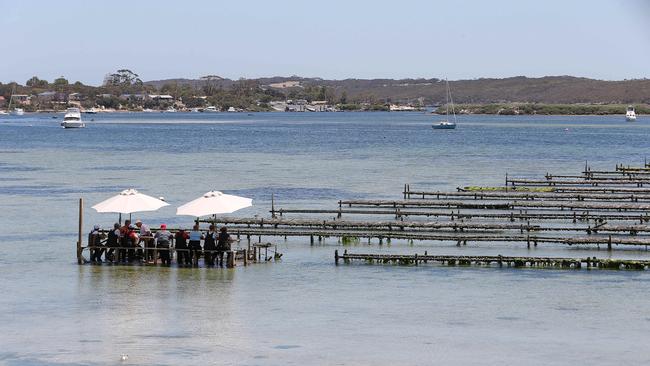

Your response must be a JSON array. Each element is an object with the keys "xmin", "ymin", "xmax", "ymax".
[
  {"xmin": 36, "ymin": 91, "xmax": 58, "ymax": 102},
  {"xmin": 68, "ymin": 93, "xmax": 85, "ymax": 101},
  {"xmin": 119, "ymin": 93, "xmax": 147, "ymax": 101},
  {"xmin": 149, "ymin": 94, "xmax": 175, "ymax": 102},
  {"xmin": 0, "ymin": 96, "xmax": 5, "ymax": 108},
  {"xmin": 11, "ymin": 94, "xmax": 31, "ymax": 105}
]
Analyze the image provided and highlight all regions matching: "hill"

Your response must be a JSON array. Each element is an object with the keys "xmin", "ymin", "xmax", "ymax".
[{"xmin": 144, "ymin": 75, "xmax": 650, "ymax": 104}]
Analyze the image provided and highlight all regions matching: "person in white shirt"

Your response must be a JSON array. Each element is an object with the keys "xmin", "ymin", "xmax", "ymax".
[{"xmin": 135, "ymin": 219, "xmax": 154, "ymax": 262}]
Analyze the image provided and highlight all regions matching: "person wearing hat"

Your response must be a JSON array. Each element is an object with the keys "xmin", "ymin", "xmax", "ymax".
[
  {"xmin": 88, "ymin": 224, "xmax": 106, "ymax": 263},
  {"xmin": 135, "ymin": 219, "xmax": 154, "ymax": 263},
  {"xmin": 154, "ymin": 224, "xmax": 173, "ymax": 266}
]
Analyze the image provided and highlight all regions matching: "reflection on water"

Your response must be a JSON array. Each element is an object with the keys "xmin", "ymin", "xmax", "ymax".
[{"xmin": 1, "ymin": 113, "xmax": 650, "ymax": 365}]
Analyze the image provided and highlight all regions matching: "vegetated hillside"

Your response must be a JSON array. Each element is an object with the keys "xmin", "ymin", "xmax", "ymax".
[{"xmin": 145, "ymin": 76, "xmax": 650, "ymax": 104}]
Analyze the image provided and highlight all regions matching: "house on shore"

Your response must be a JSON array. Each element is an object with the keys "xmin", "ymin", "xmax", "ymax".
[{"xmin": 11, "ymin": 94, "xmax": 31, "ymax": 105}]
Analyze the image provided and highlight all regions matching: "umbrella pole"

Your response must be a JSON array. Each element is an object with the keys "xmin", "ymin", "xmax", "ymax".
[{"xmin": 119, "ymin": 213, "xmax": 122, "ymax": 225}]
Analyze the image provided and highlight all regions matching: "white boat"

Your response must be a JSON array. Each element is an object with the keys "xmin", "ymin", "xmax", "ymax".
[
  {"xmin": 6, "ymin": 87, "xmax": 25, "ymax": 116},
  {"xmin": 61, "ymin": 107, "xmax": 85, "ymax": 128},
  {"xmin": 433, "ymin": 79, "xmax": 457, "ymax": 130},
  {"xmin": 203, "ymin": 106, "xmax": 219, "ymax": 113},
  {"xmin": 164, "ymin": 106, "xmax": 177, "ymax": 113},
  {"xmin": 626, "ymin": 105, "xmax": 637, "ymax": 121},
  {"xmin": 83, "ymin": 107, "xmax": 98, "ymax": 114}
]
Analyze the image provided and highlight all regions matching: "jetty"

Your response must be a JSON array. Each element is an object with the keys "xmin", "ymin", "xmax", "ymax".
[
  {"xmin": 76, "ymin": 160, "xmax": 650, "ymax": 270},
  {"xmin": 334, "ymin": 250, "xmax": 650, "ymax": 270}
]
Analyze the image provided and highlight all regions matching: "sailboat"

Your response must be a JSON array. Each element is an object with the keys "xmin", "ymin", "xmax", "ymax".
[
  {"xmin": 6, "ymin": 87, "xmax": 25, "ymax": 116},
  {"xmin": 432, "ymin": 79, "xmax": 457, "ymax": 129},
  {"xmin": 625, "ymin": 105, "xmax": 637, "ymax": 122}
]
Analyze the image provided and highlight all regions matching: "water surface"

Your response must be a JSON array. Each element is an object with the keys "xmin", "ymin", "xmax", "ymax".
[{"xmin": 1, "ymin": 112, "xmax": 649, "ymax": 365}]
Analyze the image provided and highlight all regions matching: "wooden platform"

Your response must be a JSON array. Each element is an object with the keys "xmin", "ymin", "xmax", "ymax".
[{"xmin": 334, "ymin": 250, "xmax": 650, "ymax": 270}]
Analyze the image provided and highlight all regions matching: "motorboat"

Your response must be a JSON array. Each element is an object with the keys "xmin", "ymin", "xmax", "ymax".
[
  {"xmin": 61, "ymin": 107, "xmax": 85, "ymax": 128},
  {"xmin": 433, "ymin": 79, "xmax": 457, "ymax": 130},
  {"xmin": 203, "ymin": 106, "xmax": 219, "ymax": 113},
  {"xmin": 12, "ymin": 108, "xmax": 25, "ymax": 116},
  {"xmin": 84, "ymin": 107, "xmax": 98, "ymax": 114},
  {"xmin": 164, "ymin": 106, "xmax": 177, "ymax": 113},
  {"xmin": 626, "ymin": 106, "xmax": 637, "ymax": 121}
]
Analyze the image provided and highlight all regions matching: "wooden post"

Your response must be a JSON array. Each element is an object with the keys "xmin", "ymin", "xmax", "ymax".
[
  {"xmin": 77, "ymin": 198, "xmax": 84, "ymax": 264},
  {"xmin": 335, "ymin": 249, "xmax": 339, "ymax": 265},
  {"xmin": 271, "ymin": 193, "xmax": 276, "ymax": 218},
  {"xmin": 227, "ymin": 251, "xmax": 235, "ymax": 268},
  {"xmin": 608, "ymin": 235, "xmax": 612, "ymax": 251},
  {"xmin": 243, "ymin": 249, "xmax": 248, "ymax": 266}
]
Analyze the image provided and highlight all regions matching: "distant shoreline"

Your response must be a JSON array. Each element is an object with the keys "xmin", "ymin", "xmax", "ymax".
[
  {"xmin": 16, "ymin": 109, "xmax": 645, "ymax": 116},
  {"xmin": 432, "ymin": 103, "xmax": 649, "ymax": 116}
]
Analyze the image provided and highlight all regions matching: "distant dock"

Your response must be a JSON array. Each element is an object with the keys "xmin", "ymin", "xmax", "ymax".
[{"xmin": 334, "ymin": 250, "xmax": 650, "ymax": 270}]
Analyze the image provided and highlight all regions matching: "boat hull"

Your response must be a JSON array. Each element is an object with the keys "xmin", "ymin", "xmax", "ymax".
[
  {"xmin": 61, "ymin": 121, "xmax": 85, "ymax": 128},
  {"xmin": 432, "ymin": 124, "xmax": 456, "ymax": 129},
  {"xmin": 626, "ymin": 116, "xmax": 637, "ymax": 122}
]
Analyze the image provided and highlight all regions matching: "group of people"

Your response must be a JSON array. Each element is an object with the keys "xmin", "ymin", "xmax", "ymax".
[{"xmin": 87, "ymin": 220, "xmax": 235, "ymax": 267}]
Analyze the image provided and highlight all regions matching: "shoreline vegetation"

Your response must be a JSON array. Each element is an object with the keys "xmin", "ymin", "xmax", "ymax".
[
  {"xmin": 1, "ymin": 70, "xmax": 648, "ymax": 115},
  {"xmin": 435, "ymin": 103, "xmax": 650, "ymax": 116}
]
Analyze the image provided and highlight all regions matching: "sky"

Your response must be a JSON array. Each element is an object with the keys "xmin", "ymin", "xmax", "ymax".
[{"xmin": 1, "ymin": 0, "xmax": 649, "ymax": 85}]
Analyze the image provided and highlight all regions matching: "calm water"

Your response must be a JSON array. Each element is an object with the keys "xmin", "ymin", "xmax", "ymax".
[{"xmin": 1, "ymin": 112, "xmax": 649, "ymax": 365}]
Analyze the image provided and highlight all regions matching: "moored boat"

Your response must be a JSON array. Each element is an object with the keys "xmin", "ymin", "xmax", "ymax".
[
  {"xmin": 61, "ymin": 107, "xmax": 85, "ymax": 128},
  {"xmin": 433, "ymin": 79, "xmax": 457, "ymax": 130},
  {"xmin": 626, "ymin": 106, "xmax": 637, "ymax": 121}
]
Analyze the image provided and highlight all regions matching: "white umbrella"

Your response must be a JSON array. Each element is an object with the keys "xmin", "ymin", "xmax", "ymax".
[
  {"xmin": 176, "ymin": 191, "xmax": 252, "ymax": 217},
  {"xmin": 92, "ymin": 188, "xmax": 169, "ymax": 214}
]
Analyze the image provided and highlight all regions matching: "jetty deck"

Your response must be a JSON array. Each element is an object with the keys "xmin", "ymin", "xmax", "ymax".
[
  {"xmin": 77, "ymin": 161, "xmax": 650, "ymax": 269},
  {"xmin": 334, "ymin": 250, "xmax": 650, "ymax": 270}
]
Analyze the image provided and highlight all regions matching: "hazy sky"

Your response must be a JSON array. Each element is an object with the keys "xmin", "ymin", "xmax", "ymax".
[{"xmin": 1, "ymin": 0, "xmax": 648, "ymax": 85}]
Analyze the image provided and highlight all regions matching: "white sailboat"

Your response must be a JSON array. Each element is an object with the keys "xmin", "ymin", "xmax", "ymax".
[
  {"xmin": 626, "ymin": 105, "xmax": 637, "ymax": 122},
  {"xmin": 433, "ymin": 79, "xmax": 457, "ymax": 129},
  {"xmin": 6, "ymin": 87, "xmax": 25, "ymax": 116},
  {"xmin": 61, "ymin": 107, "xmax": 85, "ymax": 128}
]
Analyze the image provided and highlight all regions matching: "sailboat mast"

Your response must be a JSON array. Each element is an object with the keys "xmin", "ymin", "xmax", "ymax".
[
  {"xmin": 7, "ymin": 85, "xmax": 14, "ymax": 112},
  {"xmin": 448, "ymin": 80, "xmax": 457, "ymax": 125},
  {"xmin": 445, "ymin": 79, "xmax": 449, "ymax": 120}
]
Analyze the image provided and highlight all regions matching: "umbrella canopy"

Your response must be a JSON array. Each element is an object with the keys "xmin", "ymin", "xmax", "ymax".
[
  {"xmin": 176, "ymin": 191, "xmax": 252, "ymax": 217},
  {"xmin": 92, "ymin": 189, "xmax": 169, "ymax": 214}
]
